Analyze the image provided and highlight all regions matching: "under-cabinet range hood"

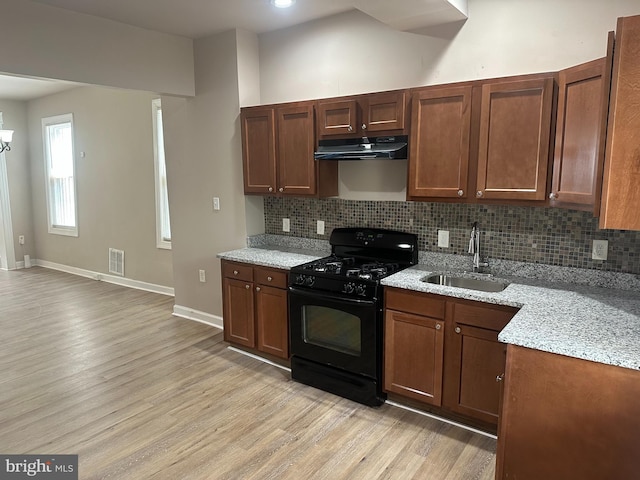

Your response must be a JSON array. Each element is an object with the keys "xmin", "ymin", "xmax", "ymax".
[{"xmin": 314, "ymin": 135, "xmax": 408, "ymax": 161}]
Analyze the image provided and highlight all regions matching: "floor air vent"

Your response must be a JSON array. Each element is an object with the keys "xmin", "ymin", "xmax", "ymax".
[{"xmin": 108, "ymin": 248, "xmax": 125, "ymax": 276}]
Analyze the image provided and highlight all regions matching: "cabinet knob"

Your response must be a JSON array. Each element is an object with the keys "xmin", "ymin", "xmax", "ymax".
[
  {"xmin": 233, "ymin": 270, "xmax": 239, "ymax": 275},
  {"xmin": 348, "ymin": 125, "xmax": 353, "ymax": 132},
  {"xmin": 245, "ymin": 284, "xmax": 250, "ymax": 289},
  {"xmin": 362, "ymin": 123, "xmax": 367, "ymax": 130},
  {"xmin": 268, "ymin": 187, "xmax": 273, "ymax": 192},
  {"xmin": 457, "ymin": 189, "xmax": 464, "ymax": 197},
  {"xmin": 476, "ymin": 191, "xmax": 483, "ymax": 198},
  {"xmin": 455, "ymin": 326, "xmax": 461, "ymax": 334},
  {"xmin": 549, "ymin": 192, "xmax": 558, "ymax": 200},
  {"xmin": 435, "ymin": 323, "xmax": 441, "ymax": 331},
  {"xmin": 267, "ymin": 276, "xmax": 273, "ymax": 282},
  {"xmin": 496, "ymin": 374, "xmax": 505, "ymax": 382},
  {"xmin": 279, "ymin": 187, "xmax": 284, "ymax": 193},
  {"xmin": 256, "ymin": 286, "xmax": 261, "ymax": 292}
]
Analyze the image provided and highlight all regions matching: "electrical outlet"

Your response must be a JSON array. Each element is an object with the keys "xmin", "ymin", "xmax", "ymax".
[
  {"xmin": 317, "ymin": 220, "xmax": 325, "ymax": 235},
  {"xmin": 592, "ymin": 240, "xmax": 608, "ymax": 260},
  {"xmin": 437, "ymin": 230, "xmax": 449, "ymax": 248},
  {"xmin": 282, "ymin": 218, "xmax": 290, "ymax": 232},
  {"xmin": 199, "ymin": 269, "xmax": 206, "ymax": 282},
  {"xmin": 212, "ymin": 197, "xmax": 220, "ymax": 211},
  {"xmin": 18, "ymin": 235, "xmax": 25, "ymax": 245}
]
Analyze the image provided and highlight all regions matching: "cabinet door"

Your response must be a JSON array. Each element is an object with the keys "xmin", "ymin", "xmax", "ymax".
[
  {"xmin": 600, "ymin": 19, "xmax": 640, "ymax": 230},
  {"xmin": 551, "ymin": 57, "xmax": 609, "ymax": 211},
  {"xmin": 446, "ymin": 323, "xmax": 506, "ymax": 425},
  {"xmin": 477, "ymin": 77, "xmax": 554, "ymax": 201},
  {"xmin": 255, "ymin": 285, "xmax": 289, "ymax": 359},
  {"xmin": 408, "ymin": 86, "xmax": 472, "ymax": 199},
  {"xmin": 317, "ymin": 99, "xmax": 358, "ymax": 136},
  {"xmin": 241, "ymin": 107, "xmax": 277, "ymax": 194},
  {"xmin": 364, "ymin": 91, "xmax": 407, "ymax": 133},
  {"xmin": 276, "ymin": 104, "xmax": 316, "ymax": 196},
  {"xmin": 384, "ymin": 309, "xmax": 444, "ymax": 406},
  {"xmin": 222, "ymin": 278, "xmax": 256, "ymax": 348}
]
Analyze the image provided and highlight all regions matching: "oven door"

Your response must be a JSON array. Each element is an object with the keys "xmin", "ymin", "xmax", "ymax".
[{"xmin": 288, "ymin": 286, "xmax": 380, "ymax": 379}]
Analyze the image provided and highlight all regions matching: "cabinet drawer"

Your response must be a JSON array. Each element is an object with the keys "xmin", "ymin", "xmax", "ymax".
[
  {"xmin": 222, "ymin": 262, "xmax": 253, "ymax": 282},
  {"xmin": 385, "ymin": 288, "xmax": 446, "ymax": 319},
  {"xmin": 255, "ymin": 267, "xmax": 287, "ymax": 289},
  {"xmin": 453, "ymin": 302, "xmax": 517, "ymax": 331}
]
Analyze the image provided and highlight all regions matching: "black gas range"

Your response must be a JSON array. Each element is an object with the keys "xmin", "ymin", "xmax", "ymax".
[{"xmin": 288, "ymin": 227, "xmax": 418, "ymax": 406}]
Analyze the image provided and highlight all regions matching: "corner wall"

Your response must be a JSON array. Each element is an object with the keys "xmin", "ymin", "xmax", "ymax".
[{"xmin": 28, "ymin": 86, "xmax": 173, "ymax": 287}]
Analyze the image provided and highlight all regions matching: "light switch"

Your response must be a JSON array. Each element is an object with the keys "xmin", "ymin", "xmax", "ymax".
[
  {"xmin": 438, "ymin": 230, "xmax": 450, "ymax": 248},
  {"xmin": 213, "ymin": 197, "xmax": 220, "ymax": 211},
  {"xmin": 317, "ymin": 220, "xmax": 325, "ymax": 235},
  {"xmin": 282, "ymin": 218, "xmax": 290, "ymax": 232}
]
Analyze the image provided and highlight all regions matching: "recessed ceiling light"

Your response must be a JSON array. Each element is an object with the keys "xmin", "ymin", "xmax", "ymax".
[{"xmin": 270, "ymin": 0, "xmax": 295, "ymax": 8}]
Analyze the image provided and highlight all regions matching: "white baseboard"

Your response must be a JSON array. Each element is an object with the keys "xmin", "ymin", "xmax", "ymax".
[
  {"xmin": 173, "ymin": 305, "xmax": 223, "ymax": 330},
  {"xmin": 35, "ymin": 259, "xmax": 175, "ymax": 296}
]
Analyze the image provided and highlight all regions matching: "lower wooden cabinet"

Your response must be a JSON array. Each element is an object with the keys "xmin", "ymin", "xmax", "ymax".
[
  {"xmin": 222, "ymin": 260, "xmax": 289, "ymax": 359},
  {"xmin": 384, "ymin": 309, "xmax": 445, "ymax": 406},
  {"xmin": 384, "ymin": 287, "xmax": 518, "ymax": 429}
]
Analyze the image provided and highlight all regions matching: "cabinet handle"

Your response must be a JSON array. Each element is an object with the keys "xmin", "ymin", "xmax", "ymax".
[
  {"xmin": 256, "ymin": 286, "xmax": 261, "ymax": 292},
  {"xmin": 267, "ymin": 276, "xmax": 273, "ymax": 282},
  {"xmin": 245, "ymin": 284, "xmax": 250, "ymax": 289},
  {"xmin": 457, "ymin": 189, "xmax": 464, "ymax": 197},
  {"xmin": 496, "ymin": 374, "xmax": 505, "ymax": 382},
  {"xmin": 348, "ymin": 125, "xmax": 353, "ymax": 132},
  {"xmin": 233, "ymin": 270, "xmax": 239, "ymax": 275},
  {"xmin": 435, "ymin": 323, "xmax": 441, "ymax": 331},
  {"xmin": 362, "ymin": 123, "xmax": 367, "ymax": 130},
  {"xmin": 279, "ymin": 187, "xmax": 284, "ymax": 193},
  {"xmin": 549, "ymin": 192, "xmax": 558, "ymax": 200},
  {"xmin": 455, "ymin": 326, "xmax": 461, "ymax": 334},
  {"xmin": 476, "ymin": 191, "xmax": 483, "ymax": 198},
  {"xmin": 268, "ymin": 187, "xmax": 273, "ymax": 192}
]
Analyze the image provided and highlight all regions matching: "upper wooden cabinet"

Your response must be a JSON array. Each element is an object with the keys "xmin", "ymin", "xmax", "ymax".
[
  {"xmin": 476, "ymin": 77, "xmax": 554, "ymax": 202},
  {"xmin": 408, "ymin": 75, "xmax": 554, "ymax": 204},
  {"xmin": 317, "ymin": 90, "xmax": 408, "ymax": 138},
  {"xmin": 550, "ymin": 46, "xmax": 612, "ymax": 212},
  {"xmin": 600, "ymin": 15, "xmax": 640, "ymax": 230},
  {"xmin": 240, "ymin": 102, "xmax": 338, "ymax": 197},
  {"xmin": 407, "ymin": 85, "xmax": 472, "ymax": 199}
]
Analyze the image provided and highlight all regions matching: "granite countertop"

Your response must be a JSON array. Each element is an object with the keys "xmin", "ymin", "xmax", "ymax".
[
  {"xmin": 218, "ymin": 242, "xmax": 640, "ymax": 372},
  {"xmin": 382, "ymin": 266, "xmax": 640, "ymax": 371}
]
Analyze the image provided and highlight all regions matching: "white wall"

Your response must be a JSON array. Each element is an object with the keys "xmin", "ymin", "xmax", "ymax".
[
  {"xmin": 162, "ymin": 29, "xmax": 249, "ymax": 317},
  {"xmin": 1, "ymin": 0, "xmax": 194, "ymax": 96},
  {"xmin": 258, "ymin": 0, "xmax": 640, "ymax": 200},
  {"xmin": 0, "ymin": 100, "xmax": 33, "ymax": 266},
  {"xmin": 28, "ymin": 86, "xmax": 173, "ymax": 287}
]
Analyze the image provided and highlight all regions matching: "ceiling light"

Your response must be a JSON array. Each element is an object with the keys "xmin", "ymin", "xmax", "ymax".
[{"xmin": 270, "ymin": 0, "xmax": 295, "ymax": 8}]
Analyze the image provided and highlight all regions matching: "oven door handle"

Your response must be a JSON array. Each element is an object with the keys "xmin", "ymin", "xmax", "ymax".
[{"xmin": 288, "ymin": 286, "xmax": 377, "ymax": 306}]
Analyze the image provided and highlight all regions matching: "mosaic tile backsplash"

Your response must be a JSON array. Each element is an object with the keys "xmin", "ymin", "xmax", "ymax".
[{"xmin": 264, "ymin": 197, "xmax": 640, "ymax": 275}]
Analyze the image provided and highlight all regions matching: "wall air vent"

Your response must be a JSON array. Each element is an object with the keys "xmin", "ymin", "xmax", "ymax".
[{"xmin": 108, "ymin": 248, "xmax": 125, "ymax": 276}]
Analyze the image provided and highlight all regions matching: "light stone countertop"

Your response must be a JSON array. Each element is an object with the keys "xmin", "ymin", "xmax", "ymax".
[
  {"xmin": 218, "ymin": 243, "xmax": 640, "ymax": 372},
  {"xmin": 382, "ymin": 265, "xmax": 640, "ymax": 371}
]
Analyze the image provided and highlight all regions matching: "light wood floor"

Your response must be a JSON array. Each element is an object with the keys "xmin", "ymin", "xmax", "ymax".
[{"xmin": 0, "ymin": 267, "xmax": 496, "ymax": 479}]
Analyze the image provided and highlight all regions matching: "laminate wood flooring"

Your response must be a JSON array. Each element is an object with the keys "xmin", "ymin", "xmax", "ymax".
[{"xmin": 0, "ymin": 267, "xmax": 496, "ymax": 479}]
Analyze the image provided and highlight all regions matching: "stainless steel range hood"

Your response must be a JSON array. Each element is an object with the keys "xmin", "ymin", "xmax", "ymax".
[{"xmin": 314, "ymin": 135, "xmax": 408, "ymax": 161}]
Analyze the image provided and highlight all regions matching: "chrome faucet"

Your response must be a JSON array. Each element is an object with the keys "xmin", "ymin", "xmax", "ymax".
[{"xmin": 468, "ymin": 222, "xmax": 489, "ymax": 273}]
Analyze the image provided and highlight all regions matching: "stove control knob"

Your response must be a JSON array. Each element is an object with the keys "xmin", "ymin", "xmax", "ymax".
[
  {"xmin": 344, "ymin": 282, "xmax": 355, "ymax": 294},
  {"xmin": 295, "ymin": 274, "xmax": 305, "ymax": 285},
  {"xmin": 355, "ymin": 284, "xmax": 366, "ymax": 296},
  {"xmin": 304, "ymin": 276, "xmax": 315, "ymax": 286}
]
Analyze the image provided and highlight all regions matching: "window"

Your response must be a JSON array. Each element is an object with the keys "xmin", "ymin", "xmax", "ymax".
[
  {"xmin": 43, "ymin": 114, "xmax": 77, "ymax": 237},
  {"xmin": 152, "ymin": 99, "xmax": 171, "ymax": 249}
]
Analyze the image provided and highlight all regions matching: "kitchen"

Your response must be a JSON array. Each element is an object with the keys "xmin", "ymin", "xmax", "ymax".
[{"xmin": 1, "ymin": 0, "xmax": 640, "ymax": 479}]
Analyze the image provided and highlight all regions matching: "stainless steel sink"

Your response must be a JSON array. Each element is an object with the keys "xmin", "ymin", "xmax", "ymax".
[{"xmin": 423, "ymin": 274, "xmax": 509, "ymax": 293}]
